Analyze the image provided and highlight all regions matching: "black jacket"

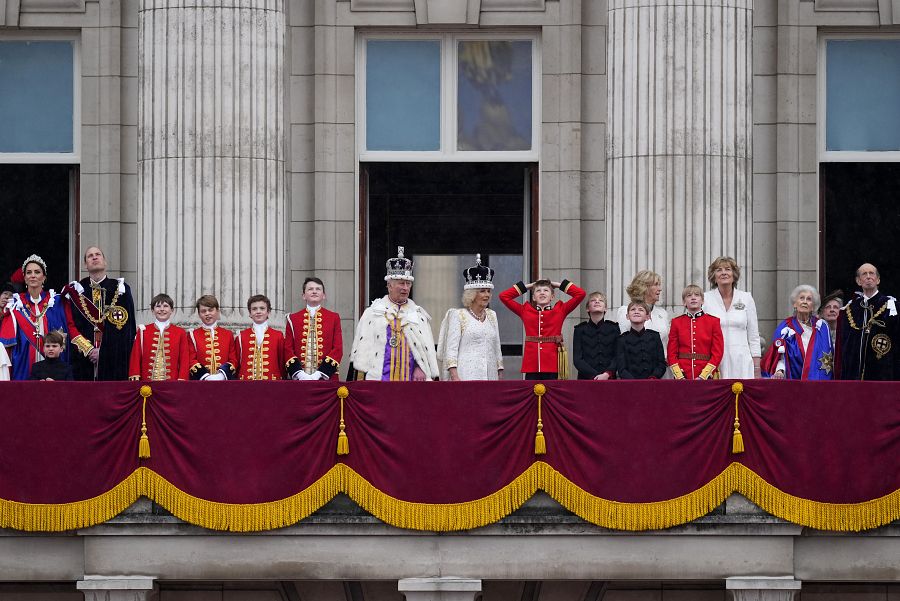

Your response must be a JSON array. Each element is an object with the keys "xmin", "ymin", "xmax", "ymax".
[
  {"xmin": 30, "ymin": 358, "xmax": 74, "ymax": 381},
  {"xmin": 573, "ymin": 318, "xmax": 620, "ymax": 378},
  {"xmin": 615, "ymin": 328, "xmax": 666, "ymax": 379}
]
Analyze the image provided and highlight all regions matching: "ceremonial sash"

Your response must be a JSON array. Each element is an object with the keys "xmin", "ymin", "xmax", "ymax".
[
  {"xmin": 11, "ymin": 307, "xmax": 45, "ymax": 355},
  {"xmin": 63, "ymin": 283, "xmax": 105, "ymax": 331}
]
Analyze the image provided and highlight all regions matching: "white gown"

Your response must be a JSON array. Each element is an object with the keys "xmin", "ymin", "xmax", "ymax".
[
  {"xmin": 0, "ymin": 343, "xmax": 9, "ymax": 381},
  {"xmin": 437, "ymin": 308, "xmax": 504, "ymax": 381},
  {"xmin": 703, "ymin": 288, "xmax": 761, "ymax": 379}
]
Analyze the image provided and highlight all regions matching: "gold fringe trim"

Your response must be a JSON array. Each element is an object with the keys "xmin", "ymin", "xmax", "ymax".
[
  {"xmin": 2, "ymin": 463, "xmax": 899, "ymax": 533},
  {"xmin": 0, "ymin": 470, "xmax": 143, "ymax": 532}
]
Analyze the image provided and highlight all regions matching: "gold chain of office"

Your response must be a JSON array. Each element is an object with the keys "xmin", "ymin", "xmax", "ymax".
[
  {"xmin": 78, "ymin": 286, "xmax": 122, "ymax": 328},
  {"xmin": 844, "ymin": 302, "xmax": 888, "ymax": 331}
]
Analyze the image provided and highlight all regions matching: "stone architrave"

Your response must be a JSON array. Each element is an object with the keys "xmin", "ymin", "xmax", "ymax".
[
  {"xmin": 726, "ymin": 576, "xmax": 802, "ymax": 601},
  {"xmin": 137, "ymin": 0, "xmax": 286, "ymax": 324},
  {"xmin": 77, "ymin": 576, "xmax": 158, "ymax": 601},
  {"xmin": 606, "ymin": 0, "xmax": 753, "ymax": 308},
  {"xmin": 399, "ymin": 577, "xmax": 482, "ymax": 601}
]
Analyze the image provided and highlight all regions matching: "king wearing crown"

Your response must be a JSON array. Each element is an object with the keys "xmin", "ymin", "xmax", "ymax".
[{"xmin": 349, "ymin": 247, "xmax": 439, "ymax": 381}]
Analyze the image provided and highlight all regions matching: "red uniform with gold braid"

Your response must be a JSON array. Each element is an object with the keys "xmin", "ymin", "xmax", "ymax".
[
  {"xmin": 189, "ymin": 326, "xmax": 239, "ymax": 380},
  {"xmin": 128, "ymin": 323, "xmax": 194, "ymax": 381},
  {"xmin": 284, "ymin": 307, "xmax": 343, "ymax": 380},
  {"xmin": 499, "ymin": 280, "xmax": 586, "ymax": 376},
  {"xmin": 666, "ymin": 311, "xmax": 724, "ymax": 380},
  {"xmin": 236, "ymin": 326, "xmax": 287, "ymax": 380}
]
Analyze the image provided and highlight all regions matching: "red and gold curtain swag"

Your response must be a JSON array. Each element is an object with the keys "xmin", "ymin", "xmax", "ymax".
[{"xmin": 1, "ymin": 380, "xmax": 898, "ymax": 532}]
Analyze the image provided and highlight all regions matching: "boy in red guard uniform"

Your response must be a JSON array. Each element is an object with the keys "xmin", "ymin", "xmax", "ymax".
[
  {"xmin": 189, "ymin": 294, "xmax": 239, "ymax": 381},
  {"xmin": 500, "ymin": 278, "xmax": 586, "ymax": 380},
  {"xmin": 236, "ymin": 294, "xmax": 286, "ymax": 380},
  {"xmin": 129, "ymin": 293, "xmax": 194, "ymax": 381},
  {"xmin": 284, "ymin": 277, "xmax": 343, "ymax": 381},
  {"xmin": 667, "ymin": 284, "xmax": 724, "ymax": 380}
]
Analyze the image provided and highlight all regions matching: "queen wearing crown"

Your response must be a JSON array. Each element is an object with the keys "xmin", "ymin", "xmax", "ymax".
[
  {"xmin": 349, "ymin": 247, "xmax": 439, "ymax": 381},
  {"xmin": 0, "ymin": 254, "xmax": 71, "ymax": 380},
  {"xmin": 437, "ymin": 254, "xmax": 504, "ymax": 381}
]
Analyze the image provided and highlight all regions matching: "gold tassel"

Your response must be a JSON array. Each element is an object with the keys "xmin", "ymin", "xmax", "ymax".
[
  {"xmin": 557, "ymin": 345, "xmax": 569, "ymax": 380},
  {"xmin": 336, "ymin": 386, "xmax": 350, "ymax": 456},
  {"xmin": 731, "ymin": 381, "xmax": 744, "ymax": 454},
  {"xmin": 138, "ymin": 385, "xmax": 152, "ymax": 459},
  {"xmin": 534, "ymin": 383, "xmax": 547, "ymax": 455}
]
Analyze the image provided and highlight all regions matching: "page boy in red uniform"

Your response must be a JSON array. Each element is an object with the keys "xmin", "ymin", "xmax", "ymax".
[
  {"xmin": 128, "ymin": 293, "xmax": 194, "ymax": 381},
  {"xmin": 667, "ymin": 284, "xmax": 724, "ymax": 380},
  {"xmin": 189, "ymin": 294, "xmax": 239, "ymax": 381},
  {"xmin": 284, "ymin": 277, "xmax": 343, "ymax": 381},
  {"xmin": 236, "ymin": 294, "xmax": 286, "ymax": 380},
  {"xmin": 499, "ymin": 278, "xmax": 586, "ymax": 380}
]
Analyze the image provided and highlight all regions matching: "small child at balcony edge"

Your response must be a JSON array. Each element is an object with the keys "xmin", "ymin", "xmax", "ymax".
[
  {"xmin": 29, "ymin": 330, "xmax": 74, "ymax": 381},
  {"xmin": 615, "ymin": 300, "xmax": 667, "ymax": 379}
]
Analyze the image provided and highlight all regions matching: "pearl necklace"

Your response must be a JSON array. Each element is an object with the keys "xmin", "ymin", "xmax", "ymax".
[{"xmin": 467, "ymin": 308, "xmax": 487, "ymax": 322}]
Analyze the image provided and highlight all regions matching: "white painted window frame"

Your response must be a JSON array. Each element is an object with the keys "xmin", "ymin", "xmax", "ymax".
[
  {"xmin": 356, "ymin": 30, "xmax": 541, "ymax": 163},
  {"xmin": 0, "ymin": 31, "xmax": 81, "ymax": 164},
  {"xmin": 818, "ymin": 32, "xmax": 900, "ymax": 162}
]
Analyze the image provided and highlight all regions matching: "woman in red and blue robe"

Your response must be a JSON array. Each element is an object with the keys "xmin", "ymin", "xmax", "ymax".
[
  {"xmin": 761, "ymin": 285, "xmax": 833, "ymax": 380},
  {"xmin": 0, "ymin": 255, "xmax": 70, "ymax": 381}
]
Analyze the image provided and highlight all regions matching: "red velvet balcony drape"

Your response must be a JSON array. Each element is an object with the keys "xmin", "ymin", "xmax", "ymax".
[{"xmin": 0, "ymin": 380, "xmax": 897, "ymax": 532}]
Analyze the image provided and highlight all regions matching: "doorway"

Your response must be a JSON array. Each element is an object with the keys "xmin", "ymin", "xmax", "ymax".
[
  {"xmin": 360, "ymin": 162, "xmax": 536, "ymax": 354},
  {"xmin": 0, "ymin": 164, "xmax": 78, "ymax": 289}
]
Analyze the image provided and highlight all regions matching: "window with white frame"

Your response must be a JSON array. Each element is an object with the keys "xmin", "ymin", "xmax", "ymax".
[
  {"xmin": 358, "ymin": 32, "xmax": 540, "ymax": 161},
  {"xmin": 0, "ymin": 36, "xmax": 80, "ymax": 163},
  {"xmin": 821, "ymin": 36, "xmax": 900, "ymax": 160}
]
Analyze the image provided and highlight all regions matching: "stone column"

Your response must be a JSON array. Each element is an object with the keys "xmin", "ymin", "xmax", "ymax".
[
  {"xmin": 606, "ymin": 0, "xmax": 752, "ymax": 309},
  {"xmin": 137, "ymin": 0, "xmax": 286, "ymax": 324},
  {"xmin": 77, "ymin": 576, "xmax": 157, "ymax": 601},
  {"xmin": 398, "ymin": 577, "xmax": 481, "ymax": 601},
  {"xmin": 726, "ymin": 576, "xmax": 801, "ymax": 601}
]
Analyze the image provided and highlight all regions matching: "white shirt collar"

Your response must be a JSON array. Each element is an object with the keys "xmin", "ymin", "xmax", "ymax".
[
  {"xmin": 154, "ymin": 320, "xmax": 169, "ymax": 331},
  {"xmin": 203, "ymin": 322, "xmax": 218, "ymax": 332},
  {"xmin": 307, "ymin": 304, "xmax": 320, "ymax": 316},
  {"xmin": 89, "ymin": 275, "xmax": 107, "ymax": 286},
  {"xmin": 252, "ymin": 321, "xmax": 268, "ymax": 341},
  {"xmin": 864, "ymin": 289, "xmax": 880, "ymax": 301}
]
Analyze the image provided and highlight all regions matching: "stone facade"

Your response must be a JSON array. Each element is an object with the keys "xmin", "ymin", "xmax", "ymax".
[{"xmin": 3, "ymin": 0, "xmax": 900, "ymax": 597}]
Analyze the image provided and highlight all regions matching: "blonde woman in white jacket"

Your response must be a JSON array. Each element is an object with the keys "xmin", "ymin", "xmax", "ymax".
[{"xmin": 703, "ymin": 257, "xmax": 761, "ymax": 379}]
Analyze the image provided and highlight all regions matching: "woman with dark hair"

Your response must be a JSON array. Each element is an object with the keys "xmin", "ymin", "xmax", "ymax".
[
  {"xmin": 0, "ymin": 255, "xmax": 70, "ymax": 380},
  {"xmin": 762, "ymin": 285, "xmax": 833, "ymax": 380},
  {"xmin": 702, "ymin": 257, "xmax": 761, "ymax": 379}
]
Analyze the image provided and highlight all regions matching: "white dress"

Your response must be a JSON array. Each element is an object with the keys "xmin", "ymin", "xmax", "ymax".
[
  {"xmin": 0, "ymin": 343, "xmax": 10, "ymax": 381},
  {"xmin": 437, "ymin": 308, "xmax": 504, "ymax": 381},
  {"xmin": 703, "ymin": 288, "xmax": 761, "ymax": 379}
]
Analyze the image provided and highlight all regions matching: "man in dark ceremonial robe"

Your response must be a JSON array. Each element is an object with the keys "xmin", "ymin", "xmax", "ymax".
[
  {"xmin": 63, "ymin": 246, "xmax": 137, "ymax": 380},
  {"xmin": 835, "ymin": 263, "xmax": 900, "ymax": 381}
]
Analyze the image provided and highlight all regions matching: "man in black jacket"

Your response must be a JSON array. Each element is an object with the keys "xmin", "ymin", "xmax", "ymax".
[{"xmin": 63, "ymin": 246, "xmax": 137, "ymax": 381}]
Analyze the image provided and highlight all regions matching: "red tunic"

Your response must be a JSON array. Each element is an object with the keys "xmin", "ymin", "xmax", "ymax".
[
  {"xmin": 236, "ymin": 326, "xmax": 287, "ymax": 380},
  {"xmin": 499, "ymin": 280, "xmax": 586, "ymax": 374},
  {"xmin": 190, "ymin": 326, "xmax": 240, "ymax": 379},
  {"xmin": 128, "ymin": 323, "xmax": 194, "ymax": 381},
  {"xmin": 284, "ymin": 307, "xmax": 343, "ymax": 379},
  {"xmin": 666, "ymin": 311, "xmax": 724, "ymax": 380}
]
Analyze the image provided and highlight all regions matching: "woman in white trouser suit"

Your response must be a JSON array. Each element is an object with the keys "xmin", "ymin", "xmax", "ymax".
[{"xmin": 702, "ymin": 257, "xmax": 761, "ymax": 379}]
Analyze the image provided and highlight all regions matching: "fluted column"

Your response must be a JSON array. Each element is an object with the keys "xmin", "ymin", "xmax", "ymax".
[
  {"xmin": 606, "ymin": 0, "xmax": 752, "ymax": 308},
  {"xmin": 137, "ymin": 0, "xmax": 285, "ymax": 323}
]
